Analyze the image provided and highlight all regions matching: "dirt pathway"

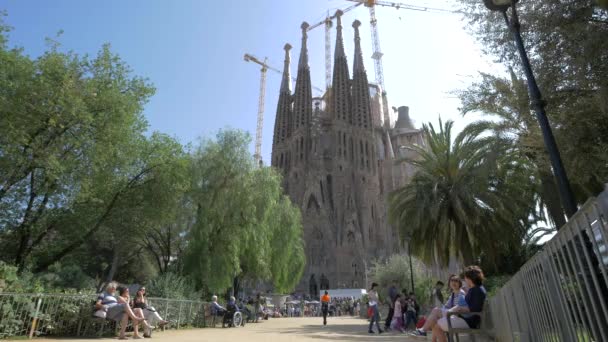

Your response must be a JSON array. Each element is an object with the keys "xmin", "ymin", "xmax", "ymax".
[{"xmin": 27, "ymin": 316, "xmax": 423, "ymax": 342}]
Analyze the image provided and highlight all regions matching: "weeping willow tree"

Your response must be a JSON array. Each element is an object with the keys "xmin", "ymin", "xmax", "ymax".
[
  {"xmin": 183, "ymin": 129, "xmax": 305, "ymax": 295},
  {"xmin": 389, "ymin": 119, "xmax": 542, "ymax": 270}
]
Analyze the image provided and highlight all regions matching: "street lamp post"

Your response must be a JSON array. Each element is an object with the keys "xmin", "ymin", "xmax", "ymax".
[{"xmin": 483, "ymin": 0, "xmax": 578, "ymax": 219}]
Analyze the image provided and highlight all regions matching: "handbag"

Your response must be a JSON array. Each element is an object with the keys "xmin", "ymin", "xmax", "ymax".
[
  {"xmin": 416, "ymin": 316, "xmax": 426, "ymax": 329},
  {"xmin": 367, "ymin": 307, "xmax": 373, "ymax": 318},
  {"xmin": 94, "ymin": 309, "xmax": 107, "ymax": 319}
]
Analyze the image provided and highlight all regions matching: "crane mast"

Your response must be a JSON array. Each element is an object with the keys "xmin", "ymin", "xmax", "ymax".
[
  {"xmin": 254, "ymin": 62, "xmax": 267, "ymax": 166},
  {"xmin": 368, "ymin": 5, "xmax": 385, "ymax": 94},
  {"xmin": 324, "ymin": 15, "xmax": 332, "ymax": 90},
  {"xmin": 244, "ymin": 54, "xmax": 269, "ymax": 166},
  {"xmin": 345, "ymin": 0, "xmax": 458, "ymax": 127}
]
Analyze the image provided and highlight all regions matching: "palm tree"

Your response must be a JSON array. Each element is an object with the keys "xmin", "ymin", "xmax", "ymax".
[
  {"xmin": 459, "ymin": 69, "xmax": 567, "ymax": 228},
  {"xmin": 389, "ymin": 118, "xmax": 541, "ymax": 268}
]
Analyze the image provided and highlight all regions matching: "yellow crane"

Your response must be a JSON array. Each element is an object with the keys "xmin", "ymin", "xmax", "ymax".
[{"xmin": 244, "ymin": 53, "xmax": 323, "ymax": 166}]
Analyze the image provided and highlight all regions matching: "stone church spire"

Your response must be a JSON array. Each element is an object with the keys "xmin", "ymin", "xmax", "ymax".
[
  {"xmin": 331, "ymin": 10, "xmax": 351, "ymax": 123},
  {"xmin": 280, "ymin": 43, "xmax": 292, "ymax": 94},
  {"xmin": 273, "ymin": 43, "xmax": 293, "ymax": 148},
  {"xmin": 293, "ymin": 22, "xmax": 312, "ymax": 132},
  {"xmin": 352, "ymin": 20, "xmax": 365, "ymax": 74},
  {"xmin": 351, "ymin": 19, "xmax": 372, "ymax": 129},
  {"xmin": 291, "ymin": 22, "xmax": 313, "ymax": 166}
]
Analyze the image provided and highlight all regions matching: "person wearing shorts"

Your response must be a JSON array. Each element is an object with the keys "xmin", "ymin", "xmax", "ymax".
[{"xmin": 433, "ymin": 266, "xmax": 486, "ymax": 342}]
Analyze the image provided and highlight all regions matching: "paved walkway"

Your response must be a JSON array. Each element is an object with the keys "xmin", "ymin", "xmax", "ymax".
[{"xmin": 29, "ymin": 317, "xmax": 422, "ymax": 342}]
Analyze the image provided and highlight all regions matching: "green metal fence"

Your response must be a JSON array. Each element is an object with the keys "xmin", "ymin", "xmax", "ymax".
[
  {"xmin": 488, "ymin": 186, "xmax": 608, "ymax": 342},
  {"xmin": 0, "ymin": 293, "xmax": 212, "ymax": 339}
]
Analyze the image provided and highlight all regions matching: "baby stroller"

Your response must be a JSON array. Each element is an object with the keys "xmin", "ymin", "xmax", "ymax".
[{"xmin": 222, "ymin": 302, "xmax": 243, "ymax": 328}]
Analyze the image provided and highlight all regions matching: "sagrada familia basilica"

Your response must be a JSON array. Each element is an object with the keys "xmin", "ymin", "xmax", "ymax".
[{"xmin": 270, "ymin": 12, "xmax": 425, "ymax": 293}]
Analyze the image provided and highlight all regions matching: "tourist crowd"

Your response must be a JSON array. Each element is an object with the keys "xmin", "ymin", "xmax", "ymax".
[{"xmin": 364, "ymin": 265, "xmax": 486, "ymax": 342}]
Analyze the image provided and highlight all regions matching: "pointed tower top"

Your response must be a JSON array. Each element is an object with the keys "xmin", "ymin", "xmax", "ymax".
[
  {"xmin": 353, "ymin": 19, "xmax": 365, "ymax": 73},
  {"xmin": 280, "ymin": 43, "xmax": 292, "ymax": 93},
  {"xmin": 298, "ymin": 22, "xmax": 309, "ymax": 69},
  {"xmin": 334, "ymin": 10, "xmax": 346, "ymax": 59}
]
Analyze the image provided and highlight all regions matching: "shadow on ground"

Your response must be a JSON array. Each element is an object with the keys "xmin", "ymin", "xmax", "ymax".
[{"xmin": 277, "ymin": 322, "xmax": 419, "ymax": 341}]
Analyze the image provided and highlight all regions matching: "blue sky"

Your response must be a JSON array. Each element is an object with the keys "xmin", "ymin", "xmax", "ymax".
[{"xmin": 2, "ymin": 0, "xmax": 495, "ymax": 163}]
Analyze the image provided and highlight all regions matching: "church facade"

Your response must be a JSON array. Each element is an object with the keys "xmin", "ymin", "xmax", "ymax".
[{"xmin": 270, "ymin": 12, "xmax": 425, "ymax": 294}]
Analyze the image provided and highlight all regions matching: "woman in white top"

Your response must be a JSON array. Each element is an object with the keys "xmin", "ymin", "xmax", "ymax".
[
  {"xmin": 367, "ymin": 282, "xmax": 383, "ymax": 334},
  {"xmin": 412, "ymin": 274, "xmax": 465, "ymax": 337}
]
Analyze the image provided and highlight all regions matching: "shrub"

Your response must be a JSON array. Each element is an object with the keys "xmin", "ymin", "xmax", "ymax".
[{"xmin": 147, "ymin": 272, "xmax": 200, "ymax": 300}]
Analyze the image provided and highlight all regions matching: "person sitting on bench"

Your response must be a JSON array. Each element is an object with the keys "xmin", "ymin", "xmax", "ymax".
[
  {"xmin": 433, "ymin": 266, "xmax": 487, "ymax": 342},
  {"xmin": 95, "ymin": 282, "xmax": 152, "ymax": 340},
  {"xmin": 412, "ymin": 274, "xmax": 466, "ymax": 337},
  {"xmin": 132, "ymin": 287, "xmax": 169, "ymax": 337}
]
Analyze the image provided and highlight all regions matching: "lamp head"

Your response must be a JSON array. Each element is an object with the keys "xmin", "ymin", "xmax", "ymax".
[{"xmin": 483, "ymin": 0, "xmax": 518, "ymax": 12}]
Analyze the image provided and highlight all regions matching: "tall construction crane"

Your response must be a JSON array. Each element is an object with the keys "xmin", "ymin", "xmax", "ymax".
[
  {"xmin": 244, "ymin": 53, "xmax": 324, "ymax": 166},
  {"xmin": 306, "ymin": 2, "xmax": 362, "ymax": 90},
  {"xmin": 244, "ymin": 54, "xmax": 268, "ymax": 166},
  {"xmin": 340, "ymin": 0, "xmax": 458, "ymax": 127},
  {"xmin": 346, "ymin": 0, "xmax": 458, "ymax": 95}
]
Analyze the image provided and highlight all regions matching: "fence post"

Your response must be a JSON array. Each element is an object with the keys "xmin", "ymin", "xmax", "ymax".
[
  {"xmin": 165, "ymin": 300, "xmax": 169, "ymax": 325},
  {"xmin": 28, "ymin": 295, "xmax": 43, "ymax": 339},
  {"xmin": 177, "ymin": 301, "xmax": 183, "ymax": 329},
  {"xmin": 188, "ymin": 302, "xmax": 193, "ymax": 327}
]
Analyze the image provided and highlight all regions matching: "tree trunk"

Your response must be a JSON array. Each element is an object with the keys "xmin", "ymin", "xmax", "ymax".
[{"xmin": 105, "ymin": 246, "xmax": 120, "ymax": 286}]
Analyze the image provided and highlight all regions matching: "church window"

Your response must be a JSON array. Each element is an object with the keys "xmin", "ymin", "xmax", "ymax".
[
  {"xmin": 307, "ymin": 195, "xmax": 321, "ymax": 213},
  {"xmin": 326, "ymin": 175, "xmax": 334, "ymax": 210},
  {"xmin": 360, "ymin": 140, "xmax": 364, "ymax": 169},
  {"xmin": 366, "ymin": 141, "xmax": 370, "ymax": 171},
  {"xmin": 347, "ymin": 231, "xmax": 355, "ymax": 245},
  {"xmin": 295, "ymin": 141, "xmax": 299, "ymax": 163},
  {"xmin": 319, "ymin": 181, "xmax": 325, "ymax": 203},
  {"xmin": 343, "ymin": 132, "xmax": 347, "ymax": 158}
]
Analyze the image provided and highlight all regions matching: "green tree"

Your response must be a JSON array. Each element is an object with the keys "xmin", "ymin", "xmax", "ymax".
[
  {"xmin": 458, "ymin": 69, "xmax": 567, "ymax": 228},
  {"xmin": 367, "ymin": 254, "xmax": 433, "ymax": 307},
  {"xmin": 183, "ymin": 129, "xmax": 305, "ymax": 295},
  {"xmin": 389, "ymin": 119, "xmax": 540, "ymax": 268},
  {"xmin": 457, "ymin": 0, "xmax": 608, "ymax": 204},
  {"xmin": 0, "ymin": 15, "xmax": 189, "ymax": 280}
]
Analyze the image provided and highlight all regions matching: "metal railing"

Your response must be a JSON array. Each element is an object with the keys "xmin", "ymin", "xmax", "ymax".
[
  {"xmin": 0, "ymin": 293, "xmax": 213, "ymax": 339},
  {"xmin": 488, "ymin": 186, "xmax": 608, "ymax": 342}
]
